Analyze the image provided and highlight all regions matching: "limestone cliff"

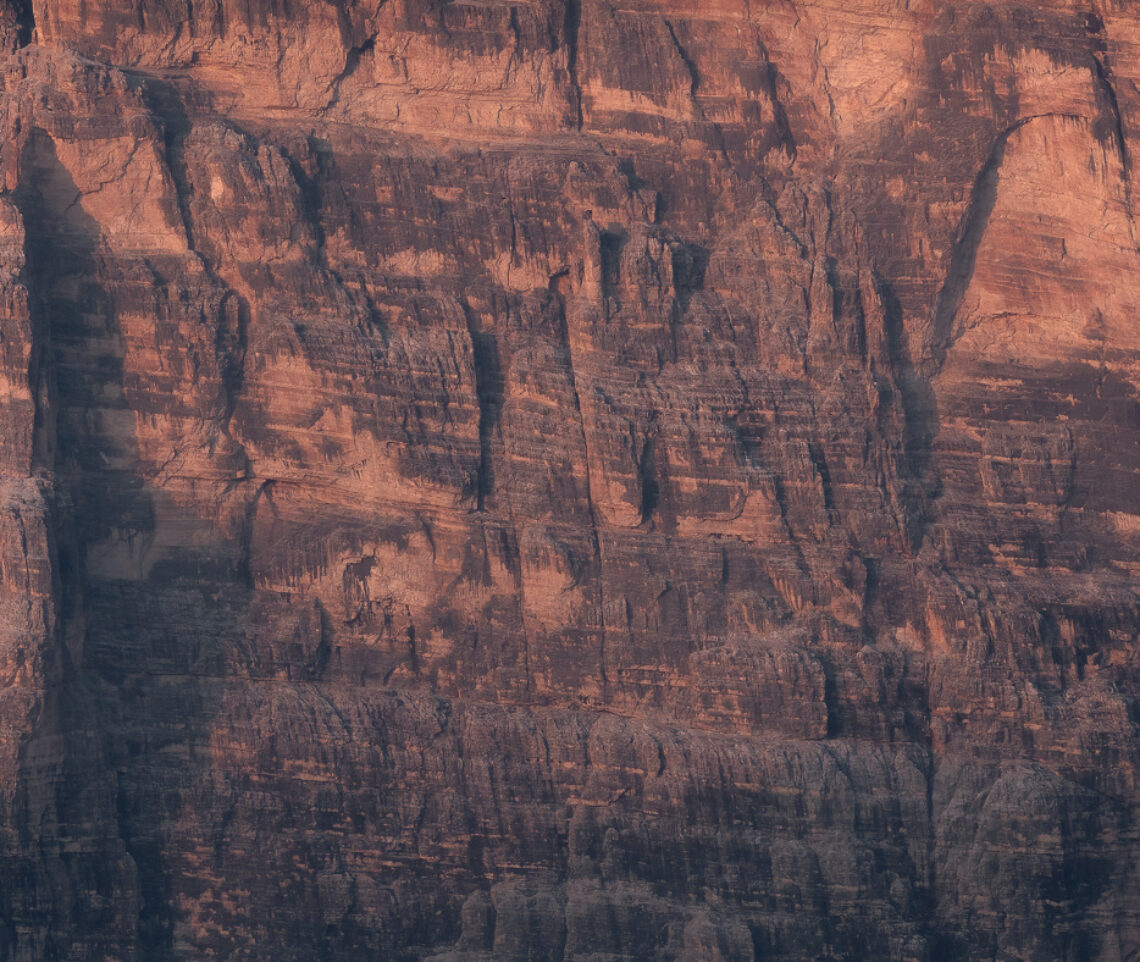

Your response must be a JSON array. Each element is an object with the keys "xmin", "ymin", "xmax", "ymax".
[{"xmin": 0, "ymin": 1, "xmax": 1138, "ymax": 959}]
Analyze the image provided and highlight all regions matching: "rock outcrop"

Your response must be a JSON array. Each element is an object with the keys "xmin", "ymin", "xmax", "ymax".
[{"xmin": 0, "ymin": 0, "xmax": 1138, "ymax": 959}]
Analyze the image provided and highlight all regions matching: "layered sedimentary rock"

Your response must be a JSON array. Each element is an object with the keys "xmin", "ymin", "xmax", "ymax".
[{"xmin": 0, "ymin": 0, "xmax": 1138, "ymax": 959}]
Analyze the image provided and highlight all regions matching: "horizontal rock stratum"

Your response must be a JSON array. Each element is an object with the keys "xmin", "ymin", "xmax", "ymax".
[{"xmin": 0, "ymin": 0, "xmax": 1138, "ymax": 959}]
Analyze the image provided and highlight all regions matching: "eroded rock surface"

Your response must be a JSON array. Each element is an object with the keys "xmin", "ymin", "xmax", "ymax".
[{"xmin": 0, "ymin": 0, "xmax": 1138, "ymax": 959}]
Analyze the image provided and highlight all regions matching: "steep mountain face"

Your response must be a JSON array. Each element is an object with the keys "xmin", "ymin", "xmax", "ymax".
[{"xmin": 0, "ymin": 0, "xmax": 1138, "ymax": 959}]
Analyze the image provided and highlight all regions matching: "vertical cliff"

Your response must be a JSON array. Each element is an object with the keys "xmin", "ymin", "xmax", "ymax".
[{"xmin": 0, "ymin": 1, "xmax": 1138, "ymax": 959}]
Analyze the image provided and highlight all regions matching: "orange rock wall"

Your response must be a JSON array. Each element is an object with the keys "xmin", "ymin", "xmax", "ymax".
[{"xmin": 0, "ymin": 1, "xmax": 1138, "ymax": 959}]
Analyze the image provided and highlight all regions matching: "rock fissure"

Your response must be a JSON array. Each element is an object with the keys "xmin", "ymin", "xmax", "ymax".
[
  {"xmin": 324, "ymin": 32, "xmax": 377, "ymax": 112},
  {"xmin": 930, "ymin": 113, "xmax": 1079, "ymax": 370},
  {"xmin": 12, "ymin": 0, "xmax": 32, "ymax": 47},
  {"xmin": 663, "ymin": 19, "xmax": 699, "ymax": 102},
  {"xmin": 564, "ymin": 0, "xmax": 584, "ymax": 130},
  {"xmin": 1091, "ymin": 54, "xmax": 1129, "ymax": 174}
]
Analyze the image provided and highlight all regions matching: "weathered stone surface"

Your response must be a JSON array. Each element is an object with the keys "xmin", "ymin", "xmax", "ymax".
[{"xmin": 0, "ymin": 0, "xmax": 1137, "ymax": 959}]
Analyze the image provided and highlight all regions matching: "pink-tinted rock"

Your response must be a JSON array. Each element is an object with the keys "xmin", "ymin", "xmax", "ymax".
[{"xmin": 0, "ymin": 1, "xmax": 1137, "ymax": 960}]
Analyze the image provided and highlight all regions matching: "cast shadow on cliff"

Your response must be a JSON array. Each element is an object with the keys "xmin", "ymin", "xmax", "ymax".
[
  {"xmin": 672, "ymin": 240, "xmax": 708, "ymax": 316},
  {"xmin": 12, "ymin": 126, "xmax": 254, "ymax": 961},
  {"xmin": 10, "ymin": 126, "xmax": 162, "ymax": 959},
  {"xmin": 599, "ymin": 226, "xmax": 627, "ymax": 307},
  {"xmin": 929, "ymin": 120, "xmax": 1023, "ymax": 369},
  {"xmin": 872, "ymin": 272, "xmax": 941, "ymax": 550},
  {"xmin": 459, "ymin": 299, "xmax": 504, "ymax": 512}
]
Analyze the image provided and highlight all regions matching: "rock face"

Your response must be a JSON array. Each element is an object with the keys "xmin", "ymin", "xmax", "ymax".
[{"xmin": 0, "ymin": 0, "xmax": 1138, "ymax": 959}]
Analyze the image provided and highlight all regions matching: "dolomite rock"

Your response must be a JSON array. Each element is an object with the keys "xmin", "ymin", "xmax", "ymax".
[{"xmin": 0, "ymin": 0, "xmax": 1137, "ymax": 959}]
